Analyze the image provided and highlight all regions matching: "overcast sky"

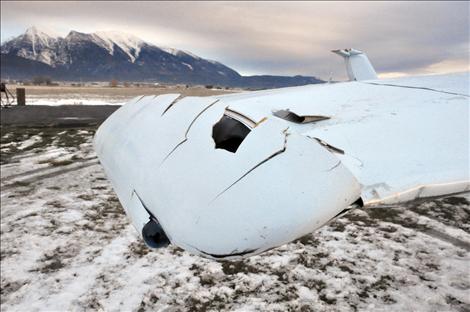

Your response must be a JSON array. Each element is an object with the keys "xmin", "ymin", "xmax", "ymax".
[{"xmin": 1, "ymin": 1, "xmax": 468, "ymax": 79}]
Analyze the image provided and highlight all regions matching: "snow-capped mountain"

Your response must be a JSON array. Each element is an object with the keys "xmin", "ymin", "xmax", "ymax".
[
  {"xmin": 1, "ymin": 27, "xmax": 66, "ymax": 66},
  {"xmin": 1, "ymin": 27, "xmax": 323, "ymax": 88},
  {"xmin": 2, "ymin": 27, "xmax": 199, "ymax": 66}
]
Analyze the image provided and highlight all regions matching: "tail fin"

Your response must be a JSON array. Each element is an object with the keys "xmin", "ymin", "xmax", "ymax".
[{"xmin": 332, "ymin": 48, "xmax": 378, "ymax": 81}]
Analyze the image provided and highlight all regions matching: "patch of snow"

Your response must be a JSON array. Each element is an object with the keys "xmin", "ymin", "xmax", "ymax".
[
  {"xmin": 17, "ymin": 135, "xmax": 42, "ymax": 150},
  {"xmin": 297, "ymin": 286, "xmax": 317, "ymax": 302},
  {"xmin": 37, "ymin": 50, "xmax": 54, "ymax": 65},
  {"xmin": 160, "ymin": 47, "xmax": 201, "ymax": 60},
  {"xmin": 17, "ymin": 48, "xmax": 35, "ymax": 60},
  {"xmin": 25, "ymin": 26, "xmax": 60, "ymax": 41},
  {"xmin": 181, "ymin": 50, "xmax": 201, "ymax": 59},
  {"xmin": 94, "ymin": 31, "xmax": 144, "ymax": 63},
  {"xmin": 25, "ymin": 98, "xmax": 125, "ymax": 106},
  {"xmin": 160, "ymin": 46, "xmax": 180, "ymax": 56},
  {"xmin": 208, "ymin": 59, "xmax": 221, "ymax": 65},
  {"xmin": 182, "ymin": 62, "xmax": 193, "ymax": 71}
]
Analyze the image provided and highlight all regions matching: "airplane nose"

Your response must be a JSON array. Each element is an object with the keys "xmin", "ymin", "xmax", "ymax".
[
  {"xmin": 142, "ymin": 219, "xmax": 170, "ymax": 248},
  {"xmin": 94, "ymin": 94, "xmax": 361, "ymax": 258}
]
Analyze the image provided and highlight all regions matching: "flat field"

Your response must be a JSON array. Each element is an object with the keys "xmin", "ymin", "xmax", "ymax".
[
  {"xmin": 3, "ymin": 84, "xmax": 237, "ymax": 106},
  {"xmin": 1, "ymin": 126, "xmax": 469, "ymax": 311}
]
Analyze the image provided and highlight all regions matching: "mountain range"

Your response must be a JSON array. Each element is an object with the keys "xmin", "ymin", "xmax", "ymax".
[{"xmin": 1, "ymin": 27, "xmax": 323, "ymax": 88}]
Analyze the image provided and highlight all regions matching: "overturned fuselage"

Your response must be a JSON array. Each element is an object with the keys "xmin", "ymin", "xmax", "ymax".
[{"xmin": 94, "ymin": 54, "xmax": 469, "ymax": 259}]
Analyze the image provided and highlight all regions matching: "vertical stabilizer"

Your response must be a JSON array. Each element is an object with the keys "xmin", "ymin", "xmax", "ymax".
[{"xmin": 332, "ymin": 48, "xmax": 378, "ymax": 81}]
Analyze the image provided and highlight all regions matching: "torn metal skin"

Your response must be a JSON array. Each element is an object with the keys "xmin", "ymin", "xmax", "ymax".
[
  {"xmin": 161, "ymin": 94, "xmax": 184, "ymax": 116},
  {"xmin": 273, "ymin": 109, "xmax": 330, "ymax": 124},
  {"xmin": 211, "ymin": 128, "xmax": 290, "ymax": 202},
  {"xmin": 160, "ymin": 99, "xmax": 220, "ymax": 165}
]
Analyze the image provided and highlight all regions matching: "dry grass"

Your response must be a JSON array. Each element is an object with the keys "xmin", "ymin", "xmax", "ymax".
[{"xmin": 5, "ymin": 85, "xmax": 239, "ymax": 98}]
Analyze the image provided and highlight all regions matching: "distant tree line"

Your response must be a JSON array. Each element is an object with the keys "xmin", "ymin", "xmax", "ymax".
[{"xmin": 31, "ymin": 76, "xmax": 58, "ymax": 86}]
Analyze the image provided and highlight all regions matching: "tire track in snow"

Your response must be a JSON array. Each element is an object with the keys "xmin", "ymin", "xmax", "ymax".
[
  {"xmin": 1, "ymin": 156, "xmax": 97, "ymax": 183},
  {"xmin": 2, "ymin": 160, "xmax": 99, "ymax": 191}
]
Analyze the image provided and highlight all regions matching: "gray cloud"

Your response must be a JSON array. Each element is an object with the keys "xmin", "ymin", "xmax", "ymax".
[{"xmin": 1, "ymin": 1, "xmax": 468, "ymax": 79}]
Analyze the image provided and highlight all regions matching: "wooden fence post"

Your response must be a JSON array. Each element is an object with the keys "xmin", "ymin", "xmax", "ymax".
[{"xmin": 16, "ymin": 88, "xmax": 26, "ymax": 106}]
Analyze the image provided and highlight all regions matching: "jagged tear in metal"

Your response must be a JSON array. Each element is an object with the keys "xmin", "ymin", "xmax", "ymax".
[{"xmin": 273, "ymin": 109, "xmax": 330, "ymax": 124}]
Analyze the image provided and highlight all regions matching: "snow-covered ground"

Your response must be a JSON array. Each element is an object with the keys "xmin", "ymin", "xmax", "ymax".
[
  {"xmin": 24, "ymin": 96, "xmax": 126, "ymax": 106},
  {"xmin": 1, "ymin": 127, "xmax": 469, "ymax": 312}
]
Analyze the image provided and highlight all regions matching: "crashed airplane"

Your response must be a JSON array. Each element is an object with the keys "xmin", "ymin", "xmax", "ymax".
[{"xmin": 94, "ymin": 49, "xmax": 469, "ymax": 259}]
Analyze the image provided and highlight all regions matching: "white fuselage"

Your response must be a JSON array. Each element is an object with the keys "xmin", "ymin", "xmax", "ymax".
[{"xmin": 94, "ymin": 72, "xmax": 469, "ymax": 259}]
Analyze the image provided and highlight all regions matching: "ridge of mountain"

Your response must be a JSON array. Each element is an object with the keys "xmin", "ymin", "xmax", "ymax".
[{"xmin": 1, "ymin": 27, "xmax": 323, "ymax": 88}]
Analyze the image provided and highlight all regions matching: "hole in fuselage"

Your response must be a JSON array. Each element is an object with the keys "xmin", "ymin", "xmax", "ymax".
[{"xmin": 212, "ymin": 115, "xmax": 251, "ymax": 153}]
